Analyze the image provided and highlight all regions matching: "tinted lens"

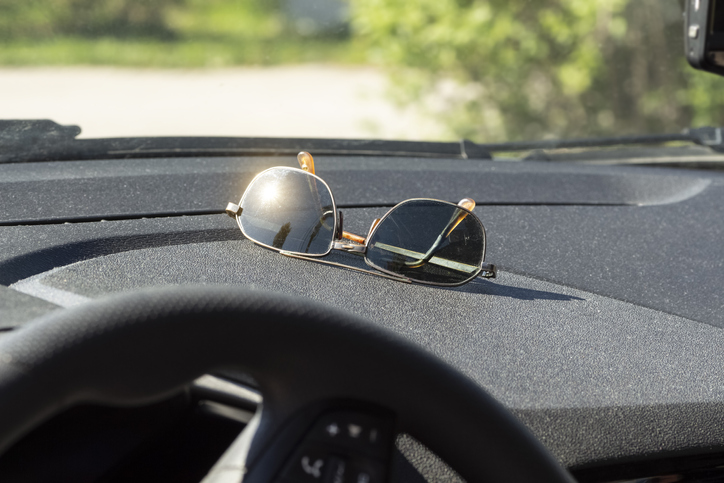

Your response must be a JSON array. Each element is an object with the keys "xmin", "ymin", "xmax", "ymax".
[
  {"xmin": 365, "ymin": 200, "xmax": 485, "ymax": 285},
  {"xmin": 239, "ymin": 167, "xmax": 335, "ymax": 255}
]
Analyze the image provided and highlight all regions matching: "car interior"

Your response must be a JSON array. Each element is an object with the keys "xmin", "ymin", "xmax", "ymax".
[{"xmin": 2, "ymin": 0, "xmax": 724, "ymax": 482}]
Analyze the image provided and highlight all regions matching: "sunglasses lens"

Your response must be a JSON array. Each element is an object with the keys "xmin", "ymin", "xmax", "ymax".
[
  {"xmin": 239, "ymin": 167, "xmax": 335, "ymax": 255},
  {"xmin": 365, "ymin": 200, "xmax": 486, "ymax": 285}
]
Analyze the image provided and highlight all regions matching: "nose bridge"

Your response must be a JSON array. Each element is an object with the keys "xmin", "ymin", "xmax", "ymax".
[{"xmin": 332, "ymin": 241, "xmax": 367, "ymax": 254}]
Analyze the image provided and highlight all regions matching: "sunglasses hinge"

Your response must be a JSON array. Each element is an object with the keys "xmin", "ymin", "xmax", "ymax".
[
  {"xmin": 225, "ymin": 202, "xmax": 242, "ymax": 217},
  {"xmin": 479, "ymin": 263, "xmax": 497, "ymax": 278}
]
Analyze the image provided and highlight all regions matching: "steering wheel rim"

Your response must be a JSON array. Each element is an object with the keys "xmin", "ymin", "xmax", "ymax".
[{"xmin": 0, "ymin": 286, "xmax": 575, "ymax": 482}]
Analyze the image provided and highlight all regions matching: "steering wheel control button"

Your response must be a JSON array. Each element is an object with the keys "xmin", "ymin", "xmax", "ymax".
[
  {"xmin": 326, "ymin": 422, "xmax": 340, "ymax": 437},
  {"xmin": 319, "ymin": 455, "xmax": 384, "ymax": 483},
  {"xmin": 309, "ymin": 411, "xmax": 393, "ymax": 459},
  {"xmin": 347, "ymin": 424, "xmax": 362, "ymax": 438},
  {"xmin": 301, "ymin": 456, "xmax": 325, "ymax": 479},
  {"xmin": 278, "ymin": 410, "xmax": 392, "ymax": 482},
  {"xmin": 281, "ymin": 447, "xmax": 331, "ymax": 482}
]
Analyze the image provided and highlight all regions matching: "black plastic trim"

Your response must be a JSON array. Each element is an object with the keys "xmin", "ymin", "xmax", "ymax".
[{"xmin": 0, "ymin": 136, "xmax": 492, "ymax": 163}]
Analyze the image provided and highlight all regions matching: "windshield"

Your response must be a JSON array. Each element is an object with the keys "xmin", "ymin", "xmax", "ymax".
[{"xmin": 2, "ymin": 0, "xmax": 722, "ymax": 143}]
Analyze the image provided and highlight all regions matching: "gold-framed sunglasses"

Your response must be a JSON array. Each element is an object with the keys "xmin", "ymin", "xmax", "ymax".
[{"xmin": 226, "ymin": 152, "xmax": 496, "ymax": 286}]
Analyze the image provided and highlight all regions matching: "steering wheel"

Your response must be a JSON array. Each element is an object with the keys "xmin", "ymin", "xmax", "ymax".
[{"xmin": 0, "ymin": 286, "xmax": 575, "ymax": 482}]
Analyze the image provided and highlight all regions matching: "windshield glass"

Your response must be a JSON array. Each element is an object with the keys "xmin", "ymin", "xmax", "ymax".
[{"xmin": 2, "ymin": 0, "xmax": 722, "ymax": 143}]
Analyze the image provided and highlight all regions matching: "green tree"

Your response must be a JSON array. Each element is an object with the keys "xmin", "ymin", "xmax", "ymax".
[
  {"xmin": 352, "ymin": 0, "xmax": 724, "ymax": 142},
  {"xmin": 58, "ymin": 0, "xmax": 185, "ymax": 38}
]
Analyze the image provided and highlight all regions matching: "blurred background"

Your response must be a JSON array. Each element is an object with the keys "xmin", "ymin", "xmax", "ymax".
[{"xmin": 1, "ymin": 0, "xmax": 723, "ymax": 142}]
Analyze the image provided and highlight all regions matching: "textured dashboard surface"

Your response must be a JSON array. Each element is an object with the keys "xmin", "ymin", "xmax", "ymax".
[
  {"xmin": 0, "ymin": 155, "xmax": 714, "ymax": 224},
  {"xmin": 2, "ymin": 154, "xmax": 724, "ymax": 471},
  {"xmin": 2, "ymin": 167, "xmax": 723, "ymax": 328},
  {"xmin": 8, "ymin": 236, "xmax": 724, "ymax": 467}
]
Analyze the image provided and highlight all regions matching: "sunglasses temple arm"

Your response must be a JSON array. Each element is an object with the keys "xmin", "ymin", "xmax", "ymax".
[
  {"xmin": 444, "ymin": 199, "xmax": 476, "ymax": 237},
  {"xmin": 340, "ymin": 218, "xmax": 381, "ymax": 245},
  {"xmin": 341, "ymin": 231, "xmax": 366, "ymax": 244},
  {"xmin": 279, "ymin": 251, "xmax": 412, "ymax": 284},
  {"xmin": 297, "ymin": 151, "xmax": 315, "ymax": 174}
]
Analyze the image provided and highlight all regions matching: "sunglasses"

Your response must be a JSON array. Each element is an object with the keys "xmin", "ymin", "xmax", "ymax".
[{"xmin": 225, "ymin": 152, "xmax": 496, "ymax": 286}]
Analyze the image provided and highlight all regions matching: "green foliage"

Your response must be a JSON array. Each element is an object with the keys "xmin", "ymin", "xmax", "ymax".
[
  {"xmin": 0, "ymin": 0, "xmax": 360, "ymax": 67},
  {"xmin": 0, "ymin": 37, "xmax": 360, "ymax": 67},
  {"xmin": 352, "ymin": 0, "xmax": 724, "ymax": 141},
  {"xmin": 0, "ymin": 0, "xmax": 183, "ymax": 39},
  {"xmin": 166, "ymin": 0, "xmax": 283, "ymax": 41},
  {"xmin": 59, "ymin": 0, "xmax": 184, "ymax": 38},
  {"xmin": 0, "ymin": 1, "xmax": 54, "ymax": 39},
  {"xmin": 4, "ymin": 0, "xmax": 723, "ymax": 140}
]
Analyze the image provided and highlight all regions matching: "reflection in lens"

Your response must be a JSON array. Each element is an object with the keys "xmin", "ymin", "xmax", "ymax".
[
  {"xmin": 239, "ymin": 167, "xmax": 335, "ymax": 255},
  {"xmin": 272, "ymin": 222, "xmax": 292, "ymax": 249},
  {"xmin": 365, "ymin": 200, "xmax": 485, "ymax": 285}
]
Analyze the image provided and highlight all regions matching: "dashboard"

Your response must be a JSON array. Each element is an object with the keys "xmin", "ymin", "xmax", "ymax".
[{"xmin": 1, "ymin": 151, "xmax": 724, "ymax": 482}]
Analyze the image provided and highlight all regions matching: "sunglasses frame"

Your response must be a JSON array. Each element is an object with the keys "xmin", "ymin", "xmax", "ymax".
[
  {"xmin": 233, "ymin": 166, "xmax": 339, "ymax": 258},
  {"xmin": 227, "ymin": 163, "xmax": 496, "ymax": 286},
  {"xmin": 360, "ymin": 198, "xmax": 489, "ymax": 287}
]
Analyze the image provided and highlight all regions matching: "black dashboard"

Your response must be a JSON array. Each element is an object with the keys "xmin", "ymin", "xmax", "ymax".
[{"xmin": 1, "ymin": 152, "xmax": 724, "ymax": 482}]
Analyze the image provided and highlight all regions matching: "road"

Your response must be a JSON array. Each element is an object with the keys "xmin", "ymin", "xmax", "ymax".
[{"xmin": 0, "ymin": 65, "xmax": 444, "ymax": 140}]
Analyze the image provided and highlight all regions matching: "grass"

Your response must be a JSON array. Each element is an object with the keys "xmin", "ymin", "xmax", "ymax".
[
  {"xmin": 0, "ymin": 0, "xmax": 365, "ymax": 68},
  {"xmin": 0, "ymin": 36, "xmax": 364, "ymax": 68}
]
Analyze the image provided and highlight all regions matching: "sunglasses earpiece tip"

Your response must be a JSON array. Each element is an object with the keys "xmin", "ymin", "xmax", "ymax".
[{"xmin": 297, "ymin": 151, "xmax": 315, "ymax": 174}]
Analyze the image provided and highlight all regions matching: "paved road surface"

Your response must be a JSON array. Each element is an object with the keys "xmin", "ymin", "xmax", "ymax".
[{"xmin": 1, "ymin": 65, "xmax": 444, "ymax": 140}]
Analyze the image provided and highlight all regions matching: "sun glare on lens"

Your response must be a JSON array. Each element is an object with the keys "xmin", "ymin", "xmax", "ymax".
[{"xmin": 261, "ymin": 184, "xmax": 279, "ymax": 204}]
